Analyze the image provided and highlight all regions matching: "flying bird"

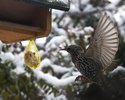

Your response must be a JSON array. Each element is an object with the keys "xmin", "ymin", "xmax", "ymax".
[{"xmin": 62, "ymin": 12, "xmax": 119, "ymax": 84}]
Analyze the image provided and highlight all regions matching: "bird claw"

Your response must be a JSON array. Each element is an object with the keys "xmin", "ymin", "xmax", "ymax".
[{"xmin": 75, "ymin": 75, "xmax": 92, "ymax": 83}]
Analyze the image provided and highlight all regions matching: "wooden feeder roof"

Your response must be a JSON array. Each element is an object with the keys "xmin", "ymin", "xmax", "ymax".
[
  {"xmin": 18, "ymin": 0, "xmax": 70, "ymax": 11},
  {"xmin": 0, "ymin": 0, "xmax": 70, "ymax": 43}
]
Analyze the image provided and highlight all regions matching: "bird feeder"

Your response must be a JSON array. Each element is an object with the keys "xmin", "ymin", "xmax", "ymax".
[{"xmin": 0, "ymin": 0, "xmax": 70, "ymax": 43}]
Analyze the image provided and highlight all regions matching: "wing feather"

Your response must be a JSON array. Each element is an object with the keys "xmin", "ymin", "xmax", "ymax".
[{"xmin": 85, "ymin": 12, "xmax": 119, "ymax": 68}]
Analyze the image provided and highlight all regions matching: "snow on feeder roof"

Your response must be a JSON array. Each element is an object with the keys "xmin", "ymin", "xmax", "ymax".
[
  {"xmin": 19, "ymin": 0, "xmax": 70, "ymax": 11},
  {"xmin": 0, "ymin": 0, "xmax": 70, "ymax": 43}
]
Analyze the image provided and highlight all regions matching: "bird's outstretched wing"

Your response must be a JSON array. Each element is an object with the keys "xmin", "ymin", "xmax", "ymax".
[{"xmin": 85, "ymin": 12, "xmax": 119, "ymax": 69}]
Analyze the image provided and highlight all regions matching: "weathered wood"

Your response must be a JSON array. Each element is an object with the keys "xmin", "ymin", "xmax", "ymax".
[{"xmin": 0, "ymin": 0, "xmax": 52, "ymax": 43}]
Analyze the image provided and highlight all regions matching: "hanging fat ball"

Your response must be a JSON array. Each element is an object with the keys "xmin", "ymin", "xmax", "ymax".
[
  {"xmin": 62, "ymin": 12, "xmax": 119, "ymax": 84},
  {"xmin": 24, "ymin": 39, "xmax": 40, "ymax": 69}
]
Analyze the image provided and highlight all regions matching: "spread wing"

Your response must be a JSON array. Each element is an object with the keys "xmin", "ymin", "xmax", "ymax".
[{"xmin": 85, "ymin": 12, "xmax": 119, "ymax": 68}]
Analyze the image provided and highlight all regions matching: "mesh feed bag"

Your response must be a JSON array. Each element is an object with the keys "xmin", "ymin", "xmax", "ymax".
[{"xmin": 24, "ymin": 39, "xmax": 40, "ymax": 69}]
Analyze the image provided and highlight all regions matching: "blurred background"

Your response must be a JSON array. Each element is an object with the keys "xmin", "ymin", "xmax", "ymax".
[{"xmin": 0, "ymin": 0, "xmax": 125, "ymax": 100}]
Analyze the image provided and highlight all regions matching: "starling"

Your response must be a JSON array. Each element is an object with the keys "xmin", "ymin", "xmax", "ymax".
[{"xmin": 62, "ymin": 12, "xmax": 119, "ymax": 84}]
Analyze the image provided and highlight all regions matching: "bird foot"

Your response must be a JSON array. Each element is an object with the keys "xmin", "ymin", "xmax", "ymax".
[{"xmin": 75, "ymin": 75, "xmax": 92, "ymax": 83}]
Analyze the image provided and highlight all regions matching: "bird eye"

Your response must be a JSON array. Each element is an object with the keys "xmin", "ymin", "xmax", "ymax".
[{"xmin": 67, "ymin": 47, "xmax": 71, "ymax": 51}]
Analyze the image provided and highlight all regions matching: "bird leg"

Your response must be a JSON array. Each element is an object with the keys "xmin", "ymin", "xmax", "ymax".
[{"xmin": 75, "ymin": 75, "xmax": 93, "ymax": 83}]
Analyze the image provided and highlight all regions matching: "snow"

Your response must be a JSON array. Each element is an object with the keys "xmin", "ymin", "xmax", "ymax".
[
  {"xmin": 21, "ymin": 40, "xmax": 28, "ymax": 47},
  {"xmin": 61, "ymin": 70, "xmax": 81, "ymax": 79},
  {"xmin": 52, "ymin": 22, "xmax": 67, "ymax": 35},
  {"xmin": 67, "ymin": 26, "xmax": 94, "ymax": 37},
  {"xmin": 12, "ymin": 66, "xmax": 25, "ymax": 74},
  {"xmin": 114, "ymin": 6, "xmax": 125, "ymax": 26},
  {"xmin": 0, "ymin": 0, "xmax": 125, "ymax": 99},
  {"xmin": 69, "ymin": 3, "xmax": 80, "ymax": 14},
  {"xmin": 12, "ymin": 53, "xmax": 25, "ymax": 74},
  {"xmin": 39, "ymin": 50, "xmax": 44, "ymax": 57},
  {"xmin": 21, "ymin": 37, "xmax": 47, "ymax": 47},
  {"xmin": 59, "ymin": 16, "xmax": 72, "ymax": 28},
  {"xmin": 69, "ymin": 0, "xmax": 96, "ymax": 14},
  {"xmin": 108, "ymin": 0, "xmax": 121, "ymax": 5},
  {"xmin": 113, "ymin": 5, "xmax": 125, "ymax": 40},
  {"xmin": 105, "ymin": 3, "xmax": 116, "ymax": 10},
  {"xmin": 49, "ymin": 0, "xmax": 69, "ymax": 5},
  {"xmin": 84, "ymin": 4, "xmax": 96, "ymax": 13},
  {"xmin": 59, "ymin": 50, "xmax": 69, "ymax": 56},
  {"xmin": 52, "ymin": 9, "xmax": 65, "ymax": 18},
  {"xmin": 45, "ymin": 35, "xmax": 67, "ymax": 50},
  {"xmin": 41, "ymin": 58, "xmax": 72, "ymax": 74},
  {"xmin": 41, "ymin": 58, "xmax": 52, "ymax": 67},
  {"xmin": 109, "ymin": 66, "xmax": 125, "ymax": 77},
  {"xmin": 0, "ymin": 41, "xmax": 4, "ymax": 52},
  {"xmin": 0, "ymin": 51, "xmax": 25, "ymax": 74},
  {"xmin": 84, "ymin": 26, "xmax": 94, "ymax": 34},
  {"xmin": 105, "ymin": 0, "xmax": 121, "ymax": 10},
  {"xmin": 46, "ymin": 94, "xmax": 67, "ymax": 100},
  {"xmin": 59, "ymin": 0, "xmax": 69, "ymax": 4},
  {"xmin": 28, "ymin": 47, "xmax": 78, "ymax": 88},
  {"xmin": 35, "ymin": 37, "xmax": 47, "ymax": 46},
  {"xmin": 33, "ymin": 69, "xmax": 76, "ymax": 88},
  {"xmin": 0, "ymin": 52, "xmax": 14, "ymax": 62},
  {"xmin": 51, "ymin": 64, "xmax": 71, "ymax": 74},
  {"xmin": 81, "ymin": 0, "xmax": 90, "ymax": 5},
  {"xmin": 68, "ymin": 28, "xmax": 85, "ymax": 36}
]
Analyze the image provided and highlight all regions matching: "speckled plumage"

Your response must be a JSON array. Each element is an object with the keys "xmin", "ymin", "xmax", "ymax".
[{"xmin": 64, "ymin": 12, "xmax": 119, "ymax": 84}]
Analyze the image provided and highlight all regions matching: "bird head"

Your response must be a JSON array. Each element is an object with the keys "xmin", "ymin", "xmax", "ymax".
[{"xmin": 61, "ymin": 45, "xmax": 83, "ymax": 56}]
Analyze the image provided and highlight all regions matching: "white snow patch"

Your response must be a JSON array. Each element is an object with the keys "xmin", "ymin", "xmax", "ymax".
[
  {"xmin": 59, "ymin": 0, "xmax": 69, "ymax": 4},
  {"xmin": 45, "ymin": 35, "xmax": 67, "ymax": 50},
  {"xmin": 41, "ymin": 58, "xmax": 51, "ymax": 67},
  {"xmin": 52, "ymin": 9, "xmax": 65, "ymax": 18},
  {"xmin": 110, "ymin": 66, "xmax": 125, "ymax": 74},
  {"xmin": 52, "ymin": 22, "xmax": 67, "ymax": 35},
  {"xmin": 12, "ymin": 53, "xmax": 25, "ymax": 74},
  {"xmin": 109, "ymin": 0, "xmax": 121, "ymax": 5},
  {"xmin": 41, "ymin": 58, "xmax": 71, "ymax": 74},
  {"xmin": 21, "ymin": 40, "xmax": 28, "ymax": 47},
  {"xmin": 0, "ymin": 41, "xmax": 4, "ymax": 52},
  {"xmin": 109, "ymin": 66, "xmax": 125, "ymax": 77},
  {"xmin": 59, "ymin": 50, "xmax": 69, "ymax": 56},
  {"xmin": 12, "ymin": 66, "xmax": 25, "ymax": 74},
  {"xmin": 81, "ymin": 0, "xmax": 90, "ymax": 5},
  {"xmin": 84, "ymin": 4, "xmax": 96, "ymax": 13},
  {"xmin": 114, "ymin": 6, "xmax": 125, "ymax": 26},
  {"xmin": 69, "ymin": 3, "xmax": 80, "ymax": 14},
  {"xmin": 21, "ymin": 38, "xmax": 46, "ymax": 47},
  {"xmin": 105, "ymin": 0, "xmax": 121, "ymax": 10},
  {"xmin": 84, "ymin": 26, "xmax": 94, "ymax": 34},
  {"xmin": 46, "ymin": 94, "xmax": 67, "ymax": 100},
  {"xmin": 59, "ymin": 16, "xmax": 72, "ymax": 28},
  {"xmin": 35, "ymin": 37, "xmax": 47, "ymax": 46},
  {"xmin": 33, "ymin": 69, "xmax": 76, "ymax": 88},
  {"xmin": 0, "ymin": 52, "xmax": 14, "ymax": 62},
  {"xmin": 39, "ymin": 50, "xmax": 44, "ymax": 58},
  {"xmin": 52, "ymin": 64, "xmax": 71, "ymax": 74}
]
